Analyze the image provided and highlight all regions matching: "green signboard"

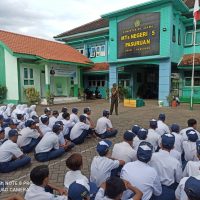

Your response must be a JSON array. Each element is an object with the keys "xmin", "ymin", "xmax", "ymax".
[{"xmin": 117, "ymin": 12, "xmax": 160, "ymax": 59}]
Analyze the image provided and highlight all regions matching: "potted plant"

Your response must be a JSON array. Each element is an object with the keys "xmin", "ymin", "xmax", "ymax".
[
  {"xmin": 0, "ymin": 85, "xmax": 7, "ymax": 103},
  {"xmin": 166, "ymin": 92, "xmax": 176, "ymax": 107},
  {"xmin": 46, "ymin": 90, "xmax": 54, "ymax": 105},
  {"xmin": 24, "ymin": 87, "xmax": 40, "ymax": 105}
]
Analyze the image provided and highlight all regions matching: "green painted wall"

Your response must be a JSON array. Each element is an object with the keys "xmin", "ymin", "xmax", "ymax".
[
  {"xmin": 52, "ymin": 76, "xmax": 70, "ymax": 96},
  {"xmin": 0, "ymin": 46, "xmax": 6, "ymax": 85}
]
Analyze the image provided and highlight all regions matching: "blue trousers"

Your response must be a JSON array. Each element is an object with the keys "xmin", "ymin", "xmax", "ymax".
[
  {"xmin": 35, "ymin": 148, "xmax": 65, "ymax": 162},
  {"xmin": 0, "ymin": 156, "xmax": 31, "ymax": 173},
  {"xmin": 97, "ymin": 129, "xmax": 118, "ymax": 139},
  {"xmin": 72, "ymin": 129, "xmax": 92, "ymax": 145},
  {"xmin": 21, "ymin": 137, "xmax": 41, "ymax": 153}
]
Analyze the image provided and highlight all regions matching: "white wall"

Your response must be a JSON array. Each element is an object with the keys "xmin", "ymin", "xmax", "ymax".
[{"xmin": 4, "ymin": 49, "xmax": 19, "ymax": 101}]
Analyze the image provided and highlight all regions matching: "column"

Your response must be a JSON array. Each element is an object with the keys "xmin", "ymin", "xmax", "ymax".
[
  {"xmin": 159, "ymin": 59, "xmax": 171, "ymax": 106},
  {"xmin": 109, "ymin": 64, "xmax": 118, "ymax": 98},
  {"xmin": 45, "ymin": 64, "xmax": 50, "ymax": 93},
  {"xmin": 73, "ymin": 66, "xmax": 79, "ymax": 97}
]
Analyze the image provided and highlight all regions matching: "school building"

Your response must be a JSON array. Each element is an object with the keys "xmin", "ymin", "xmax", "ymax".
[
  {"xmin": 54, "ymin": 0, "xmax": 200, "ymax": 105},
  {"xmin": 0, "ymin": 30, "xmax": 92, "ymax": 104}
]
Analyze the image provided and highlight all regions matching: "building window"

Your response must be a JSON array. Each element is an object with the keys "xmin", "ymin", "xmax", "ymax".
[
  {"xmin": 24, "ymin": 68, "xmax": 34, "ymax": 85},
  {"xmin": 172, "ymin": 25, "xmax": 176, "ymax": 43},
  {"xmin": 77, "ymin": 49, "xmax": 84, "ymax": 55},
  {"xmin": 178, "ymin": 29, "xmax": 181, "ymax": 45},
  {"xmin": 89, "ymin": 45, "xmax": 106, "ymax": 57},
  {"xmin": 184, "ymin": 71, "xmax": 200, "ymax": 86},
  {"xmin": 195, "ymin": 31, "xmax": 200, "ymax": 45},
  {"xmin": 88, "ymin": 80, "xmax": 106, "ymax": 87},
  {"xmin": 185, "ymin": 32, "xmax": 193, "ymax": 46}
]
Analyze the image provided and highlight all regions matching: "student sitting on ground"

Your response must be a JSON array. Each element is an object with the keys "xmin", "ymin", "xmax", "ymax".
[
  {"xmin": 49, "ymin": 110, "xmax": 59, "ymax": 128},
  {"xmin": 156, "ymin": 113, "xmax": 170, "ymax": 136},
  {"xmin": 70, "ymin": 107, "xmax": 79, "ymax": 124},
  {"xmin": 70, "ymin": 115, "xmax": 94, "ymax": 145},
  {"xmin": 39, "ymin": 115, "xmax": 52, "ymax": 135},
  {"xmin": 90, "ymin": 140, "xmax": 125, "ymax": 187},
  {"xmin": 131, "ymin": 125, "xmax": 141, "ymax": 136},
  {"xmin": 35, "ymin": 124, "xmax": 74, "ymax": 162},
  {"xmin": 25, "ymin": 165, "xmax": 67, "ymax": 200},
  {"xmin": 95, "ymin": 177, "xmax": 143, "ymax": 200},
  {"xmin": 62, "ymin": 112, "xmax": 75, "ymax": 140},
  {"xmin": 112, "ymin": 130, "xmax": 137, "ymax": 164},
  {"xmin": 133, "ymin": 128, "xmax": 148, "ymax": 151},
  {"xmin": 95, "ymin": 110, "xmax": 118, "ymax": 139},
  {"xmin": 16, "ymin": 113, "xmax": 26, "ymax": 130},
  {"xmin": 17, "ymin": 119, "xmax": 43, "ymax": 153},
  {"xmin": 0, "ymin": 129, "xmax": 31, "ymax": 173},
  {"xmin": 57, "ymin": 107, "xmax": 68, "ymax": 121},
  {"xmin": 4, "ymin": 119, "xmax": 19, "ymax": 139}
]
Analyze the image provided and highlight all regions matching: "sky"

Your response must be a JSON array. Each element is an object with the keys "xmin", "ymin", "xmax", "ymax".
[{"xmin": 0, "ymin": 0, "xmax": 151, "ymax": 40}]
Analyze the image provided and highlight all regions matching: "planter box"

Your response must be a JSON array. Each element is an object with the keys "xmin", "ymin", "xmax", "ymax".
[{"xmin": 124, "ymin": 98, "xmax": 145, "ymax": 108}]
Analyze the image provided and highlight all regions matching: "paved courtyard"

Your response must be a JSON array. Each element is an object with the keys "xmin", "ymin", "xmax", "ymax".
[{"xmin": 1, "ymin": 99, "xmax": 200, "ymax": 199}]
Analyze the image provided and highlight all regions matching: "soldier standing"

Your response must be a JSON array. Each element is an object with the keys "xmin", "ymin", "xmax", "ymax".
[{"xmin": 110, "ymin": 83, "xmax": 119, "ymax": 115}]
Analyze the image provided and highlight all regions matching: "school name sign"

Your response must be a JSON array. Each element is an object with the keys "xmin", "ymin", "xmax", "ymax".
[{"xmin": 117, "ymin": 12, "xmax": 160, "ymax": 59}]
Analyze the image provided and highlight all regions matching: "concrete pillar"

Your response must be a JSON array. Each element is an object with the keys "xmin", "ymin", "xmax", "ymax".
[
  {"xmin": 109, "ymin": 64, "xmax": 118, "ymax": 89},
  {"xmin": 45, "ymin": 64, "xmax": 50, "ymax": 92},
  {"xmin": 159, "ymin": 59, "xmax": 171, "ymax": 106}
]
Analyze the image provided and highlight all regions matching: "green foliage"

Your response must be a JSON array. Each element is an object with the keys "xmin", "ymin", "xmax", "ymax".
[
  {"xmin": 119, "ymin": 86, "xmax": 131, "ymax": 100},
  {"xmin": 46, "ymin": 90, "xmax": 54, "ymax": 105},
  {"xmin": 0, "ymin": 85, "xmax": 7, "ymax": 103},
  {"xmin": 24, "ymin": 87, "xmax": 40, "ymax": 105}
]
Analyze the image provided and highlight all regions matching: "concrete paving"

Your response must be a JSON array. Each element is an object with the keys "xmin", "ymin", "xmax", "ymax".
[{"xmin": 1, "ymin": 99, "xmax": 200, "ymax": 199}]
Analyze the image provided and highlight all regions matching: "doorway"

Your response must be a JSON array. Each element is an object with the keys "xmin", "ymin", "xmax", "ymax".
[{"xmin": 40, "ymin": 71, "xmax": 46, "ymax": 98}]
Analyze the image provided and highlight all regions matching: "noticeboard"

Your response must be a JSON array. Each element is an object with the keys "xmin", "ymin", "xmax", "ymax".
[{"xmin": 117, "ymin": 12, "xmax": 160, "ymax": 59}]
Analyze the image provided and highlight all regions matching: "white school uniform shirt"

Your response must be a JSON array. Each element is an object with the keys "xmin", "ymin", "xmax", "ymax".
[
  {"xmin": 156, "ymin": 120, "xmax": 170, "ymax": 136},
  {"xmin": 35, "ymin": 132, "xmax": 59, "ymax": 154},
  {"xmin": 62, "ymin": 119, "xmax": 75, "ymax": 136},
  {"xmin": 17, "ymin": 120, "xmax": 25, "ymax": 130},
  {"xmin": 58, "ymin": 131, "xmax": 65, "ymax": 145},
  {"xmin": 183, "ymin": 141, "xmax": 198, "ymax": 161},
  {"xmin": 149, "ymin": 150, "xmax": 182, "ymax": 186},
  {"xmin": 175, "ymin": 175, "xmax": 200, "ymax": 200},
  {"xmin": 170, "ymin": 149, "xmax": 182, "ymax": 164},
  {"xmin": 90, "ymin": 156, "xmax": 120, "ymax": 187},
  {"xmin": 172, "ymin": 132, "xmax": 183, "ymax": 153},
  {"xmin": 121, "ymin": 160, "xmax": 162, "ymax": 200},
  {"xmin": 180, "ymin": 127, "xmax": 200, "ymax": 141},
  {"xmin": 95, "ymin": 117, "xmax": 113, "ymax": 135},
  {"xmin": 4, "ymin": 127, "xmax": 11, "ymax": 139},
  {"xmin": 183, "ymin": 160, "xmax": 200, "ymax": 177},
  {"xmin": 70, "ymin": 113, "xmax": 79, "ymax": 124},
  {"xmin": 0, "ymin": 140, "xmax": 23, "ymax": 162},
  {"xmin": 57, "ymin": 112, "xmax": 64, "ymax": 121},
  {"xmin": 83, "ymin": 114, "xmax": 91, "ymax": 126},
  {"xmin": 70, "ymin": 122, "xmax": 90, "ymax": 141},
  {"xmin": 39, "ymin": 124, "xmax": 52, "ymax": 135},
  {"xmin": 17, "ymin": 127, "xmax": 40, "ymax": 147},
  {"xmin": 112, "ymin": 141, "xmax": 137, "ymax": 164},
  {"xmin": 64, "ymin": 170, "xmax": 89, "ymax": 189},
  {"xmin": 133, "ymin": 137, "xmax": 146, "ymax": 151},
  {"xmin": 25, "ymin": 184, "xmax": 68, "ymax": 200},
  {"xmin": 49, "ymin": 116, "xmax": 58, "ymax": 128},
  {"xmin": 146, "ymin": 129, "xmax": 160, "ymax": 151}
]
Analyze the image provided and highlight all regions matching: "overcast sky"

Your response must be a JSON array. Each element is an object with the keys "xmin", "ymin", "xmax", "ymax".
[{"xmin": 0, "ymin": 0, "xmax": 151, "ymax": 40}]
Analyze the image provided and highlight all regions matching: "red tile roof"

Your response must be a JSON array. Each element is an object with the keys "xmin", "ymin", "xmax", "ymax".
[
  {"xmin": 183, "ymin": 0, "xmax": 199, "ymax": 8},
  {"xmin": 0, "ymin": 30, "xmax": 92, "ymax": 65},
  {"xmin": 84, "ymin": 62, "xmax": 109, "ymax": 72},
  {"xmin": 54, "ymin": 18, "xmax": 109, "ymax": 38},
  {"xmin": 179, "ymin": 54, "xmax": 200, "ymax": 66}
]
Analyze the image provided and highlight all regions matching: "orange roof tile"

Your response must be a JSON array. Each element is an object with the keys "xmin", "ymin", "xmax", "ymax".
[
  {"xmin": 84, "ymin": 62, "xmax": 109, "ymax": 72},
  {"xmin": 0, "ymin": 30, "xmax": 92, "ymax": 65},
  {"xmin": 179, "ymin": 54, "xmax": 200, "ymax": 66}
]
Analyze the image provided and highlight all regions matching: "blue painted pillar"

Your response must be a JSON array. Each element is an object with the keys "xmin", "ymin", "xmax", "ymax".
[
  {"xmin": 159, "ymin": 59, "xmax": 171, "ymax": 106},
  {"xmin": 109, "ymin": 64, "xmax": 118, "ymax": 89}
]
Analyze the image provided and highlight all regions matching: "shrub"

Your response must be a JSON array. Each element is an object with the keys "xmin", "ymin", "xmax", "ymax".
[
  {"xmin": 24, "ymin": 87, "xmax": 40, "ymax": 105},
  {"xmin": 46, "ymin": 90, "xmax": 54, "ymax": 105},
  {"xmin": 0, "ymin": 85, "xmax": 7, "ymax": 103}
]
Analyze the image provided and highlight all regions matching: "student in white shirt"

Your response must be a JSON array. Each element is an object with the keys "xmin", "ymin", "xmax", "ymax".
[
  {"xmin": 95, "ymin": 177, "xmax": 143, "ymax": 200},
  {"xmin": 95, "ymin": 110, "xmax": 118, "ymax": 139},
  {"xmin": 183, "ymin": 140, "xmax": 200, "ymax": 177},
  {"xmin": 57, "ymin": 107, "xmax": 68, "ymax": 121},
  {"xmin": 149, "ymin": 133, "xmax": 182, "ymax": 200},
  {"xmin": 70, "ymin": 115, "xmax": 94, "ymax": 145},
  {"xmin": 17, "ymin": 119, "xmax": 43, "ymax": 153},
  {"xmin": 44, "ymin": 107, "xmax": 51, "ymax": 117},
  {"xmin": 29, "ymin": 105, "xmax": 37, "ymax": 118},
  {"xmin": 90, "ymin": 140, "xmax": 125, "ymax": 187},
  {"xmin": 121, "ymin": 141, "xmax": 161, "ymax": 200},
  {"xmin": 147, "ymin": 119, "xmax": 160, "ymax": 152},
  {"xmin": 0, "ymin": 115, "xmax": 4, "ymax": 128},
  {"xmin": 133, "ymin": 128, "xmax": 148, "ymax": 151},
  {"xmin": 83, "ymin": 107, "xmax": 95, "ymax": 127},
  {"xmin": 180, "ymin": 118, "xmax": 200, "ymax": 141},
  {"xmin": 62, "ymin": 112, "xmax": 75, "ymax": 140},
  {"xmin": 0, "ymin": 129, "xmax": 31, "ymax": 173},
  {"xmin": 183, "ymin": 129, "xmax": 199, "ymax": 162},
  {"xmin": 35, "ymin": 124, "xmax": 73, "ymax": 162},
  {"xmin": 170, "ymin": 124, "xmax": 183, "ymax": 154},
  {"xmin": 112, "ymin": 130, "xmax": 137, "ymax": 163},
  {"xmin": 175, "ymin": 175, "xmax": 200, "ymax": 200},
  {"xmin": 16, "ymin": 113, "xmax": 26, "ymax": 130},
  {"xmin": 49, "ymin": 110, "xmax": 59, "ymax": 128},
  {"xmin": 39, "ymin": 115, "xmax": 52, "ymax": 135},
  {"xmin": 70, "ymin": 107, "xmax": 79, "ymax": 124},
  {"xmin": 0, "ymin": 127, "xmax": 5, "ymax": 146},
  {"xmin": 131, "ymin": 125, "xmax": 141, "ymax": 136},
  {"xmin": 4, "ymin": 119, "xmax": 19, "ymax": 139},
  {"xmin": 25, "ymin": 165, "xmax": 68, "ymax": 200},
  {"xmin": 156, "ymin": 113, "xmax": 170, "ymax": 136}
]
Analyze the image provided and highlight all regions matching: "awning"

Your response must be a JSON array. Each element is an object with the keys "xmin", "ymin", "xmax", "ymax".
[{"xmin": 178, "ymin": 54, "xmax": 200, "ymax": 69}]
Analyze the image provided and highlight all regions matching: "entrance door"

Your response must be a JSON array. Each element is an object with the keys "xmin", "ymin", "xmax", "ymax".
[{"xmin": 40, "ymin": 71, "xmax": 46, "ymax": 98}]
